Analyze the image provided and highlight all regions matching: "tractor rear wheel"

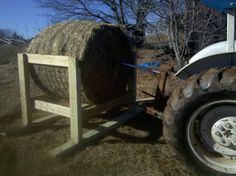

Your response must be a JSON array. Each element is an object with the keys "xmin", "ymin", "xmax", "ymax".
[{"xmin": 163, "ymin": 67, "xmax": 236, "ymax": 176}]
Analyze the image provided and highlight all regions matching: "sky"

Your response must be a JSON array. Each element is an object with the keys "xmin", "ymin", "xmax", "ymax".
[{"xmin": 0, "ymin": 0, "xmax": 49, "ymax": 39}]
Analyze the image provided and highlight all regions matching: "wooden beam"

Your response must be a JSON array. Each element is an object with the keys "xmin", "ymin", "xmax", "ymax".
[
  {"xmin": 33, "ymin": 114, "xmax": 60, "ymax": 124},
  {"xmin": 68, "ymin": 56, "xmax": 82, "ymax": 143},
  {"xmin": 83, "ymin": 106, "xmax": 143, "ymax": 140},
  {"xmin": 83, "ymin": 93, "xmax": 132, "ymax": 118},
  {"xmin": 50, "ymin": 141, "xmax": 79, "ymax": 157},
  {"xmin": 26, "ymin": 53, "xmax": 69, "ymax": 67},
  {"xmin": 136, "ymin": 97, "xmax": 155, "ymax": 103},
  {"xmin": 51, "ymin": 105, "xmax": 144, "ymax": 157},
  {"xmin": 18, "ymin": 53, "xmax": 32, "ymax": 126},
  {"xmin": 33, "ymin": 94, "xmax": 132, "ymax": 120},
  {"xmin": 34, "ymin": 100, "xmax": 70, "ymax": 117}
]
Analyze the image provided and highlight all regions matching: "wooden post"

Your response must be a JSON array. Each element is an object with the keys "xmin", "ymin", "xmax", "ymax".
[
  {"xmin": 129, "ymin": 53, "xmax": 137, "ymax": 103},
  {"xmin": 18, "ymin": 53, "xmax": 32, "ymax": 126},
  {"xmin": 68, "ymin": 57, "xmax": 82, "ymax": 143}
]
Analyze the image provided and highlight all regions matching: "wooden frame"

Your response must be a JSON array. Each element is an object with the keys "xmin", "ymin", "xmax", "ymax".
[{"xmin": 17, "ymin": 53, "xmax": 143, "ymax": 157}]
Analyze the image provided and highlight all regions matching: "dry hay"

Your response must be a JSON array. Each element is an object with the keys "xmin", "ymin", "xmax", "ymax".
[{"xmin": 27, "ymin": 21, "xmax": 133, "ymax": 104}]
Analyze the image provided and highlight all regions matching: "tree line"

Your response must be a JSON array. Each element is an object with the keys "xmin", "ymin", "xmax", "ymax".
[
  {"xmin": 36, "ymin": 0, "xmax": 226, "ymax": 68},
  {"xmin": 0, "ymin": 29, "xmax": 25, "ymax": 40}
]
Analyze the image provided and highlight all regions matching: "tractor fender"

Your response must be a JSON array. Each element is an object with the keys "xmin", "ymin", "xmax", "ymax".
[{"xmin": 176, "ymin": 41, "xmax": 236, "ymax": 79}]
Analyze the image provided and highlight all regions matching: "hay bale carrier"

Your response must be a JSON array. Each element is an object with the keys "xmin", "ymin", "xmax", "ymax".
[
  {"xmin": 5, "ymin": 22, "xmax": 144, "ymax": 157},
  {"xmin": 17, "ymin": 52, "xmax": 143, "ymax": 157}
]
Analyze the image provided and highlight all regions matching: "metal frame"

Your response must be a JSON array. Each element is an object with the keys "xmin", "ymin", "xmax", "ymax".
[
  {"xmin": 15, "ymin": 53, "xmax": 143, "ymax": 157},
  {"xmin": 227, "ymin": 9, "xmax": 236, "ymax": 52}
]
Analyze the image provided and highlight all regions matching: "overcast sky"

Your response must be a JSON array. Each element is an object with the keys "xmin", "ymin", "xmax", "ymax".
[{"xmin": 0, "ymin": 0, "xmax": 49, "ymax": 39}]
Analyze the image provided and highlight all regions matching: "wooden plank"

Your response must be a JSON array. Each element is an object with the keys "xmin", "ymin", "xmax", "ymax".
[
  {"xmin": 136, "ymin": 97, "xmax": 155, "ymax": 103},
  {"xmin": 33, "ymin": 93, "xmax": 131, "ymax": 121},
  {"xmin": 33, "ymin": 114, "xmax": 59, "ymax": 123},
  {"xmin": 83, "ymin": 93, "xmax": 132, "ymax": 118},
  {"xmin": 31, "ymin": 93, "xmax": 47, "ymax": 101},
  {"xmin": 50, "ymin": 141, "xmax": 79, "ymax": 157},
  {"xmin": 83, "ymin": 106, "xmax": 143, "ymax": 139},
  {"xmin": 68, "ymin": 56, "xmax": 82, "ymax": 143},
  {"xmin": 81, "ymin": 103, "xmax": 91, "ymax": 109},
  {"xmin": 26, "ymin": 53, "xmax": 69, "ymax": 67},
  {"xmin": 34, "ymin": 100, "xmax": 70, "ymax": 117},
  {"xmin": 18, "ymin": 53, "xmax": 32, "ymax": 126},
  {"xmin": 51, "ymin": 105, "xmax": 144, "ymax": 157}
]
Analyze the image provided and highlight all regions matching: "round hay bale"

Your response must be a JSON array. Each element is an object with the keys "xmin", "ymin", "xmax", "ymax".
[{"xmin": 27, "ymin": 21, "xmax": 133, "ymax": 104}]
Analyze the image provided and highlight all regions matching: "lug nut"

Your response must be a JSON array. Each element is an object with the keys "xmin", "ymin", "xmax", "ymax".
[
  {"xmin": 220, "ymin": 139, "xmax": 226, "ymax": 144},
  {"xmin": 218, "ymin": 126, "xmax": 225, "ymax": 131},
  {"xmin": 225, "ymin": 123, "xmax": 233, "ymax": 129},
  {"xmin": 215, "ymin": 131, "xmax": 222, "ymax": 137}
]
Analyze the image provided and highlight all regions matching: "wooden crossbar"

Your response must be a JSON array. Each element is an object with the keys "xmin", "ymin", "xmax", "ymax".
[
  {"xmin": 34, "ymin": 93, "xmax": 132, "ymax": 119},
  {"xmin": 83, "ymin": 93, "xmax": 132, "ymax": 118},
  {"xmin": 27, "ymin": 53, "xmax": 69, "ymax": 67},
  {"xmin": 34, "ymin": 100, "xmax": 70, "ymax": 117}
]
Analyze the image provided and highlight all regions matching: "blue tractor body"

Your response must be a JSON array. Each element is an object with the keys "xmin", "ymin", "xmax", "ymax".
[{"xmin": 201, "ymin": 0, "xmax": 236, "ymax": 11}]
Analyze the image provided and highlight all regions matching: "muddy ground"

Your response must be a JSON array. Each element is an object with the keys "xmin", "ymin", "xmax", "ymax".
[{"xmin": 0, "ymin": 46, "xmax": 198, "ymax": 176}]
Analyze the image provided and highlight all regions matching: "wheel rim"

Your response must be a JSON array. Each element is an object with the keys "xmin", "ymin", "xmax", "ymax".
[{"xmin": 187, "ymin": 100, "xmax": 236, "ymax": 174}]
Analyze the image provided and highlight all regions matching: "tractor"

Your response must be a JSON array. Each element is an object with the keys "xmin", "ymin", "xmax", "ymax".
[{"xmin": 151, "ymin": 0, "xmax": 236, "ymax": 175}]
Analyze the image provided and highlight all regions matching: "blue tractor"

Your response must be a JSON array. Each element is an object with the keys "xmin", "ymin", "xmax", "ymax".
[{"xmin": 162, "ymin": 1, "xmax": 236, "ymax": 175}]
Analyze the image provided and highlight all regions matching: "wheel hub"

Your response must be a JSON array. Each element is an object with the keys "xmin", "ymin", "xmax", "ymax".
[
  {"xmin": 186, "ymin": 99, "xmax": 236, "ymax": 174},
  {"xmin": 211, "ymin": 117, "xmax": 236, "ymax": 157}
]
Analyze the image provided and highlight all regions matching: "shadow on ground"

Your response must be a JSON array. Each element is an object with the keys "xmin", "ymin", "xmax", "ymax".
[{"xmin": 0, "ymin": 108, "xmax": 197, "ymax": 176}]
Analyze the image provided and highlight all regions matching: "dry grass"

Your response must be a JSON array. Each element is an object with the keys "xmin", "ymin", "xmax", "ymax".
[
  {"xmin": 0, "ymin": 45, "xmax": 198, "ymax": 176},
  {"xmin": 0, "ymin": 45, "xmax": 42, "ymax": 118},
  {"xmin": 0, "ymin": 111, "xmax": 197, "ymax": 176}
]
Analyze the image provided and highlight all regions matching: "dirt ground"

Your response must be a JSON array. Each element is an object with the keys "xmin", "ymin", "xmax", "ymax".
[{"xmin": 0, "ymin": 46, "xmax": 198, "ymax": 176}]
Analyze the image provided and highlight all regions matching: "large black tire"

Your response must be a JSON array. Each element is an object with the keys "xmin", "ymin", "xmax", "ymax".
[{"xmin": 163, "ymin": 67, "xmax": 236, "ymax": 176}]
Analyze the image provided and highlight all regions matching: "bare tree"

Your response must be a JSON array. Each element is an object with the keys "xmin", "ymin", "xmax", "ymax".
[
  {"xmin": 37, "ymin": 0, "xmax": 155, "ymax": 27},
  {"xmin": 154, "ymin": 0, "xmax": 226, "ymax": 68},
  {"xmin": 36, "ymin": 0, "xmax": 226, "ymax": 63},
  {"xmin": 36, "ymin": 0, "xmax": 157, "ymax": 46}
]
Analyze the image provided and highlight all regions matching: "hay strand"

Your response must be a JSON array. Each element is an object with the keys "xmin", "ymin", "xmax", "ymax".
[{"xmin": 27, "ymin": 21, "xmax": 133, "ymax": 104}]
